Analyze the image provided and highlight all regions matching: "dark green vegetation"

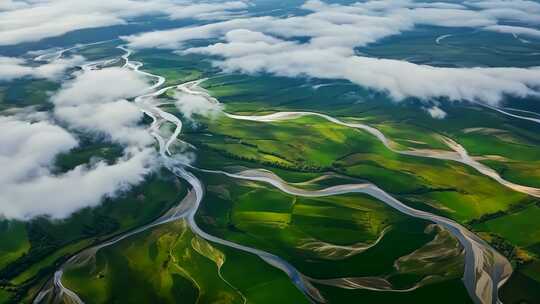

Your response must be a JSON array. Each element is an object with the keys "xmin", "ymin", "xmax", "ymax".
[
  {"xmin": 0, "ymin": 222, "xmax": 29, "ymax": 271},
  {"xmin": 361, "ymin": 26, "xmax": 540, "ymax": 68},
  {"xmin": 0, "ymin": 79, "xmax": 58, "ymax": 111}
]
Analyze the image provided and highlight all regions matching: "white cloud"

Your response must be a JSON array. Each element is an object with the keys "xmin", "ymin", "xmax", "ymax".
[
  {"xmin": 125, "ymin": 0, "xmax": 540, "ymax": 49},
  {"xmin": 0, "ymin": 116, "xmax": 78, "ymax": 186},
  {"xmin": 52, "ymin": 67, "xmax": 154, "ymax": 147},
  {"xmin": 0, "ymin": 118, "xmax": 156, "ymax": 219},
  {"xmin": 125, "ymin": 0, "xmax": 540, "ymax": 105},
  {"xmin": 425, "ymin": 105, "xmax": 447, "ymax": 119},
  {"xmin": 0, "ymin": 55, "xmax": 84, "ymax": 81},
  {"xmin": 401, "ymin": 7, "xmax": 496, "ymax": 27},
  {"xmin": 123, "ymin": 17, "xmax": 269, "ymax": 49},
  {"xmin": 173, "ymin": 91, "xmax": 223, "ymax": 120},
  {"xmin": 184, "ymin": 29, "xmax": 540, "ymax": 105},
  {"xmin": 0, "ymin": 77, "xmax": 158, "ymax": 220},
  {"xmin": 467, "ymin": 0, "xmax": 540, "ymax": 24},
  {"xmin": 51, "ymin": 67, "xmax": 149, "ymax": 106},
  {"xmin": 484, "ymin": 25, "xmax": 540, "ymax": 38},
  {"xmin": 7, "ymin": 146, "xmax": 154, "ymax": 219},
  {"xmin": 0, "ymin": 0, "xmax": 249, "ymax": 46},
  {"xmin": 1, "ymin": 106, "xmax": 51, "ymax": 122},
  {"xmin": 466, "ymin": 0, "xmax": 540, "ymax": 14},
  {"xmin": 55, "ymin": 99, "xmax": 154, "ymax": 147}
]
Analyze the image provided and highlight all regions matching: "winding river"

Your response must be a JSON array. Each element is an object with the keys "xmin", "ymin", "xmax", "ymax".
[
  {"xmin": 222, "ymin": 111, "xmax": 540, "ymax": 198},
  {"xmin": 175, "ymin": 78, "xmax": 540, "ymax": 198},
  {"xmin": 33, "ymin": 45, "xmax": 516, "ymax": 304},
  {"xmin": 478, "ymin": 103, "xmax": 540, "ymax": 125}
]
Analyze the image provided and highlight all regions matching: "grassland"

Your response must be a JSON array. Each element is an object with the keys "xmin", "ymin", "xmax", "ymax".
[
  {"xmin": 474, "ymin": 204, "xmax": 540, "ymax": 248},
  {"xmin": 0, "ymin": 222, "xmax": 29, "ymax": 272},
  {"xmin": 62, "ymin": 219, "xmax": 309, "ymax": 304},
  {"xmin": 58, "ymin": 169, "xmax": 471, "ymax": 303},
  {"xmin": 188, "ymin": 120, "xmax": 538, "ymax": 303},
  {"xmin": 185, "ymin": 114, "xmax": 529, "ymax": 223},
  {"xmin": 195, "ymin": 172, "xmax": 468, "ymax": 301},
  {"xmin": 200, "ymin": 74, "xmax": 540, "ymax": 188},
  {"xmin": 0, "ymin": 289, "xmax": 10, "ymax": 304},
  {"xmin": 74, "ymin": 41, "xmax": 124, "ymax": 61}
]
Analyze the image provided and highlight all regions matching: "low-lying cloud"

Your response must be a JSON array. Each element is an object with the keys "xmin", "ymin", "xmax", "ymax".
[
  {"xmin": 55, "ymin": 99, "xmax": 154, "ymax": 146},
  {"xmin": 0, "ymin": 65, "xmax": 163, "ymax": 220},
  {"xmin": 0, "ymin": 55, "xmax": 84, "ymax": 81},
  {"xmin": 0, "ymin": 116, "xmax": 157, "ymax": 220},
  {"xmin": 173, "ymin": 91, "xmax": 223, "ymax": 120},
  {"xmin": 52, "ymin": 67, "xmax": 154, "ymax": 146},
  {"xmin": 484, "ymin": 25, "xmax": 540, "ymax": 38},
  {"xmin": 125, "ymin": 0, "xmax": 540, "ymax": 106},
  {"xmin": 52, "ymin": 67, "xmax": 148, "ymax": 106},
  {"xmin": 0, "ymin": 0, "xmax": 249, "ymax": 46},
  {"xmin": 188, "ymin": 34, "xmax": 540, "ymax": 104},
  {"xmin": 0, "ymin": 116, "xmax": 78, "ymax": 186},
  {"xmin": 425, "ymin": 106, "xmax": 447, "ymax": 119}
]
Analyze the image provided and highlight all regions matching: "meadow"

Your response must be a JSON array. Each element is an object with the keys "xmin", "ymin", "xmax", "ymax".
[{"xmin": 61, "ymin": 220, "xmax": 310, "ymax": 304}]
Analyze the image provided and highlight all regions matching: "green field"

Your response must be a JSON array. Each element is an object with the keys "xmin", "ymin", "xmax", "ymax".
[
  {"xmin": 474, "ymin": 204, "xmax": 540, "ymax": 248},
  {"xmin": 61, "ymin": 220, "xmax": 309, "ymax": 304},
  {"xmin": 194, "ymin": 172, "xmax": 468, "ymax": 301},
  {"xmin": 0, "ymin": 222, "xmax": 29, "ymax": 271},
  {"xmin": 200, "ymin": 74, "xmax": 540, "ymax": 189},
  {"xmin": 185, "ymin": 114, "xmax": 529, "ymax": 223}
]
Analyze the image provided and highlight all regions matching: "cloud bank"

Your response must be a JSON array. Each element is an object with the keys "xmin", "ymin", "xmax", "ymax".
[
  {"xmin": 125, "ymin": 0, "xmax": 540, "ymax": 105},
  {"xmin": 0, "ymin": 55, "xmax": 84, "ymax": 81},
  {"xmin": 52, "ymin": 67, "xmax": 154, "ymax": 146},
  {"xmin": 484, "ymin": 25, "xmax": 540, "ymax": 38},
  {"xmin": 0, "ymin": 66, "xmax": 161, "ymax": 220},
  {"xmin": 189, "ymin": 34, "xmax": 540, "ymax": 104},
  {"xmin": 0, "ymin": 116, "xmax": 157, "ymax": 220},
  {"xmin": 173, "ymin": 91, "xmax": 223, "ymax": 120},
  {"xmin": 0, "ymin": 0, "xmax": 249, "ymax": 46},
  {"xmin": 0, "ymin": 116, "xmax": 78, "ymax": 186}
]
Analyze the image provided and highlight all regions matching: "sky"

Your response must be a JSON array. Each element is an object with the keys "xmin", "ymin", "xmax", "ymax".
[{"xmin": 1, "ymin": 0, "xmax": 539, "ymax": 219}]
